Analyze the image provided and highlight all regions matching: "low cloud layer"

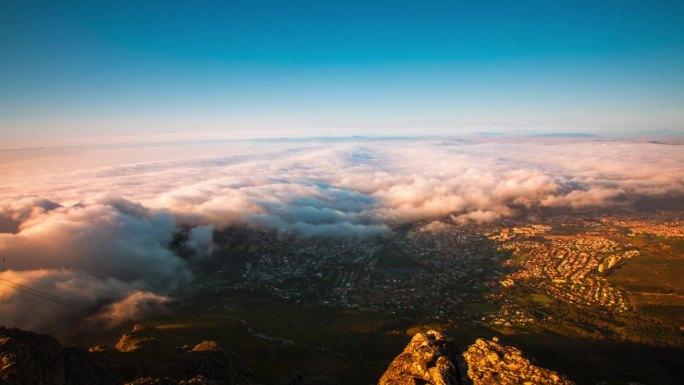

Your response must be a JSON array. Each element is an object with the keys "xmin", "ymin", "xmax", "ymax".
[
  {"xmin": 0, "ymin": 196, "xmax": 195, "ymax": 335},
  {"xmin": 1, "ymin": 137, "xmax": 683, "ymax": 335}
]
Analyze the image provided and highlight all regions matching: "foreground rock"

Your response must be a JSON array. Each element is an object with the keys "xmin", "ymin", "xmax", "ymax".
[
  {"xmin": 462, "ymin": 337, "xmax": 574, "ymax": 385},
  {"xmin": 378, "ymin": 333, "xmax": 576, "ymax": 385},
  {"xmin": 379, "ymin": 330, "xmax": 459, "ymax": 385},
  {"xmin": 2, "ymin": 325, "xmax": 576, "ymax": 385},
  {"xmin": 0, "ymin": 325, "xmax": 250, "ymax": 385},
  {"xmin": 0, "ymin": 326, "xmax": 65, "ymax": 385}
]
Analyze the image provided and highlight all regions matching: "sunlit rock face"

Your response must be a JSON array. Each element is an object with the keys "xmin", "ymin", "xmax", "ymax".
[
  {"xmin": 378, "ymin": 332, "xmax": 575, "ymax": 385},
  {"xmin": 115, "ymin": 323, "xmax": 177, "ymax": 353},
  {"xmin": 462, "ymin": 338, "xmax": 574, "ymax": 385},
  {"xmin": 378, "ymin": 330, "xmax": 459, "ymax": 385}
]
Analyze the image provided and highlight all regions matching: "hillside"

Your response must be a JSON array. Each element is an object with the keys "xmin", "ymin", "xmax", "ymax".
[{"xmin": 1, "ymin": 325, "xmax": 576, "ymax": 385}]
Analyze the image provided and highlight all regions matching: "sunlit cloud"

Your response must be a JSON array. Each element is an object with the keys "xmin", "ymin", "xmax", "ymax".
[{"xmin": 1, "ymin": 137, "xmax": 682, "ymax": 335}]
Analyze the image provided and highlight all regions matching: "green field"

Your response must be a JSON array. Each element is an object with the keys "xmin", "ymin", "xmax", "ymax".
[
  {"xmin": 464, "ymin": 302, "xmax": 498, "ymax": 314},
  {"xmin": 530, "ymin": 293, "xmax": 553, "ymax": 305},
  {"xmin": 608, "ymin": 237, "xmax": 684, "ymax": 325},
  {"xmin": 136, "ymin": 295, "xmax": 410, "ymax": 385}
]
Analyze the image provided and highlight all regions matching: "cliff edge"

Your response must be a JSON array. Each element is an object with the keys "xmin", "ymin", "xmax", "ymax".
[
  {"xmin": 379, "ymin": 330, "xmax": 459, "ymax": 385},
  {"xmin": 462, "ymin": 337, "xmax": 574, "ymax": 385},
  {"xmin": 378, "ymin": 332, "xmax": 575, "ymax": 385}
]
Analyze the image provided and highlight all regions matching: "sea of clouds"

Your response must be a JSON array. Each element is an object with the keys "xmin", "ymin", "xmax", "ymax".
[{"xmin": 1, "ymin": 137, "xmax": 682, "ymax": 336}]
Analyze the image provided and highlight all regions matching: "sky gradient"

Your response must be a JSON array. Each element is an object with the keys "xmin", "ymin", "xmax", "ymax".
[{"xmin": 1, "ymin": 0, "xmax": 684, "ymax": 144}]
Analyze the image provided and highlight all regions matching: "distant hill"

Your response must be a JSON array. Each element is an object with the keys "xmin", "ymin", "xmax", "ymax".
[{"xmin": 529, "ymin": 133, "xmax": 601, "ymax": 138}]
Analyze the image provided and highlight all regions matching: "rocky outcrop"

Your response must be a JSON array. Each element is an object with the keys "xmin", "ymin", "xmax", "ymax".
[
  {"xmin": 116, "ymin": 324, "xmax": 177, "ymax": 353},
  {"xmin": 0, "ymin": 325, "xmax": 249, "ymax": 385},
  {"xmin": 178, "ymin": 341, "xmax": 240, "ymax": 383},
  {"xmin": 0, "ymin": 326, "xmax": 65, "ymax": 385},
  {"xmin": 378, "ymin": 330, "xmax": 459, "ymax": 385},
  {"xmin": 3, "ymin": 325, "xmax": 577, "ymax": 385},
  {"xmin": 62, "ymin": 346, "xmax": 123, "ymax": 385},
  {"xmin": 462, "ymin": 337, "xmax": 574, "ymax": 385},
  {"xmin": 379, "ymin": 333, "xmax": 576, "ymax": 385}
]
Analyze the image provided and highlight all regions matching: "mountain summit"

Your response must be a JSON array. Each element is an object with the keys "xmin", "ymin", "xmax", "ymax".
[{"xmin": 379, "ymin": 330, "xmax": 459, "ymax": 385}]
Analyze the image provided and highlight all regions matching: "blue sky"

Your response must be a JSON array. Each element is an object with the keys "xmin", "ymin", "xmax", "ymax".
[{"xmin": 1, "ymin": 0, "xmax": 683, "ymax": 143}]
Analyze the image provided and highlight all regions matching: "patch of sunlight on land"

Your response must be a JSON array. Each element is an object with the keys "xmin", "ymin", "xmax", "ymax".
[{"xmin": 530, "ymin": 293, "xmax": 553, "ymax": 305}]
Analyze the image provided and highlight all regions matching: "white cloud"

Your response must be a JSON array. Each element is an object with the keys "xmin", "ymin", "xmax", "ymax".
[{"xmin": 1, "ymin": 137, "xmax": 683, "ymax": 335}]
